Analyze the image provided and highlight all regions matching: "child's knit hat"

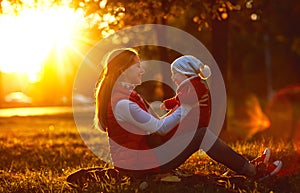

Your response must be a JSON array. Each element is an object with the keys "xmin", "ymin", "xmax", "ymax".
[{"xmin": 171, "ymin": 55, "xmax": 211, "ymax": 80}]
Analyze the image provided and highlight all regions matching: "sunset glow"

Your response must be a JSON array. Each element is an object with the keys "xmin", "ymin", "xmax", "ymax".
[
  {"xmin": 0, "ymin": 0, "xmax": 118, "ymax": 83},
  {"xmin": 0, "ymin": 1, "xmax": 86, "ymax": 82}
]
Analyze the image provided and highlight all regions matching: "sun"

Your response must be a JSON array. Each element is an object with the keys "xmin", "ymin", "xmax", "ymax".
[{"xmin": 0, "ymin": 1, "xmax": 85, "ymax": 82}]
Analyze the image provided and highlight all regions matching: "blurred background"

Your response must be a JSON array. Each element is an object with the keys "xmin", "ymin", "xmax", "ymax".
[{"xmin": 0, "ymin": 0, "xmax": 299, "ymax": 145}]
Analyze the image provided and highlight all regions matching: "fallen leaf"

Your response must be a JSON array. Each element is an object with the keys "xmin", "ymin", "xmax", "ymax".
[{"xmin": 160, "ymin": 175, "xmax": 181, "ymax": 182}]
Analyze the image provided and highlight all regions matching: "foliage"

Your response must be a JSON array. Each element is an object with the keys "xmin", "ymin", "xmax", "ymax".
[{"xmin": 1, "ymin": 0, "xmax": 299, "ymax": 106}]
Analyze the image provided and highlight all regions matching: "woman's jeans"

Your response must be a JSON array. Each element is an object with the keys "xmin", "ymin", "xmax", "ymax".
[
  {"xmin": 159, "ymin": 127, "xmax": 249, "ymax": 174},
  {"xmin": 118, "ymin": 127, "xmax": 250, "ymax": 178}
]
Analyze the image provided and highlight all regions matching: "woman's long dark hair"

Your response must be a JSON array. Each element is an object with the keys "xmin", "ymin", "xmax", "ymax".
[{"xmin": 94, "ymin": 48, "xmax": 139, "ymax": 131}]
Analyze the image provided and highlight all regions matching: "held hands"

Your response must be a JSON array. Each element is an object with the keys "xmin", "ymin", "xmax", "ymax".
[
  {"xmin": 160, "ymin": 103, "xmax": 167, "ymax": 112},
  {"xmin": 160, "ymin": 102, "xmax": 179, "ymax": 111},
  {"xmin": 160, "ymin": 90, "xmax": 199, "ymax": 112},
  {"xmin": 160, "ymin": 102, "xmax": 180, "ymax": 117},
  {"xmin": 161, "ymin": 97, "xmax": 180, "ymax": 111}
]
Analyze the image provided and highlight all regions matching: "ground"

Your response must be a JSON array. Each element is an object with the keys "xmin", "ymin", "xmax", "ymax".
[{"xmin": 0, "ymin": 114, "xmax": 299, "ymax": 193}]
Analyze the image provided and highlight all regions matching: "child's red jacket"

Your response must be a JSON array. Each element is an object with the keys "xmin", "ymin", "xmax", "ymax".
[{"xmin": 163, "ymin": 76, "xmax": 211, "ymax": 128}]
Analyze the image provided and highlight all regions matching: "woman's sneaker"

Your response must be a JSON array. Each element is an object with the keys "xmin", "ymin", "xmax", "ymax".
[
  {"xmin": 250, "ymin": 147, "xmax": 271, "ymax": 166},
  {"xmin": 250, "ymin": 148, "xmax": 282, "ymax": 181},
  {"xmin": 254, "ymin": 160, "xmax": 283, "ymax": 181}
]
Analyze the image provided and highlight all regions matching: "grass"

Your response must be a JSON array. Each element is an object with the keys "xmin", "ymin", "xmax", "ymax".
[{"xmin": 0, "ymin": 114, "xmax": 299, "ymax": 193}]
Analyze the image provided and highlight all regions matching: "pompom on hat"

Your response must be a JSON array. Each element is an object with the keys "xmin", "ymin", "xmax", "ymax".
[{"xmin": 171, "ymin": 55, "xmax": 211, "ymax": 80}]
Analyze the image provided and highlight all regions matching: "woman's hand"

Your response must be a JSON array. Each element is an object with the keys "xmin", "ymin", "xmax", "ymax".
[{"xmin": 160, "ymin": 103, "xmax": 167, "ymax": 112}]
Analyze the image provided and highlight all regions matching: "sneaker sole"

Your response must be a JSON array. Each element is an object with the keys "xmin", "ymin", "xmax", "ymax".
[
  {"xmin": 258, "ymin": 160, "xmax": 282, "ymax": 181},
  {"xmin": 270, "ymin": 160, "xmax": 283, "ymax": 176},
  {"xmin": 263, "ymin": 148, "xmax": 271, "ymax": 164}
]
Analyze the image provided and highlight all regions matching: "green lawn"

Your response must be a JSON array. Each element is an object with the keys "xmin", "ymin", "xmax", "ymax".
[{"xmin": 0, "ymin": 115, "xmax": 299, "ymax": 193}]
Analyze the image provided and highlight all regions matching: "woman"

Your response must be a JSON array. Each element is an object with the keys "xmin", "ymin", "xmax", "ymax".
[{"xmin": 94, "ymin": 48, "xmax": 192, "ymax": 177}]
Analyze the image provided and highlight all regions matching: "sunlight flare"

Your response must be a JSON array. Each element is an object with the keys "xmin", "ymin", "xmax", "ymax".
[
  {"xmin": 0, "ymin": 0, "xmax": 120, "ymax": 83},
  {"xmin": 0, "ymin": 3, "xmax": 84, "ymax": 81}
]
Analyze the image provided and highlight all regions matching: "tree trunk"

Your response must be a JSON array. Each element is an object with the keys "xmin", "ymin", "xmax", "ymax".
[{"xmin": 212, "ymin": 19, "xmax": 228, "ymax": 131}]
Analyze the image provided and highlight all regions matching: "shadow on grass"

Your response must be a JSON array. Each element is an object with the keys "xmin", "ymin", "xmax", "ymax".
[{"xmin": 65, "ymin": 164, "xmax": 299, "ymax": 193}]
